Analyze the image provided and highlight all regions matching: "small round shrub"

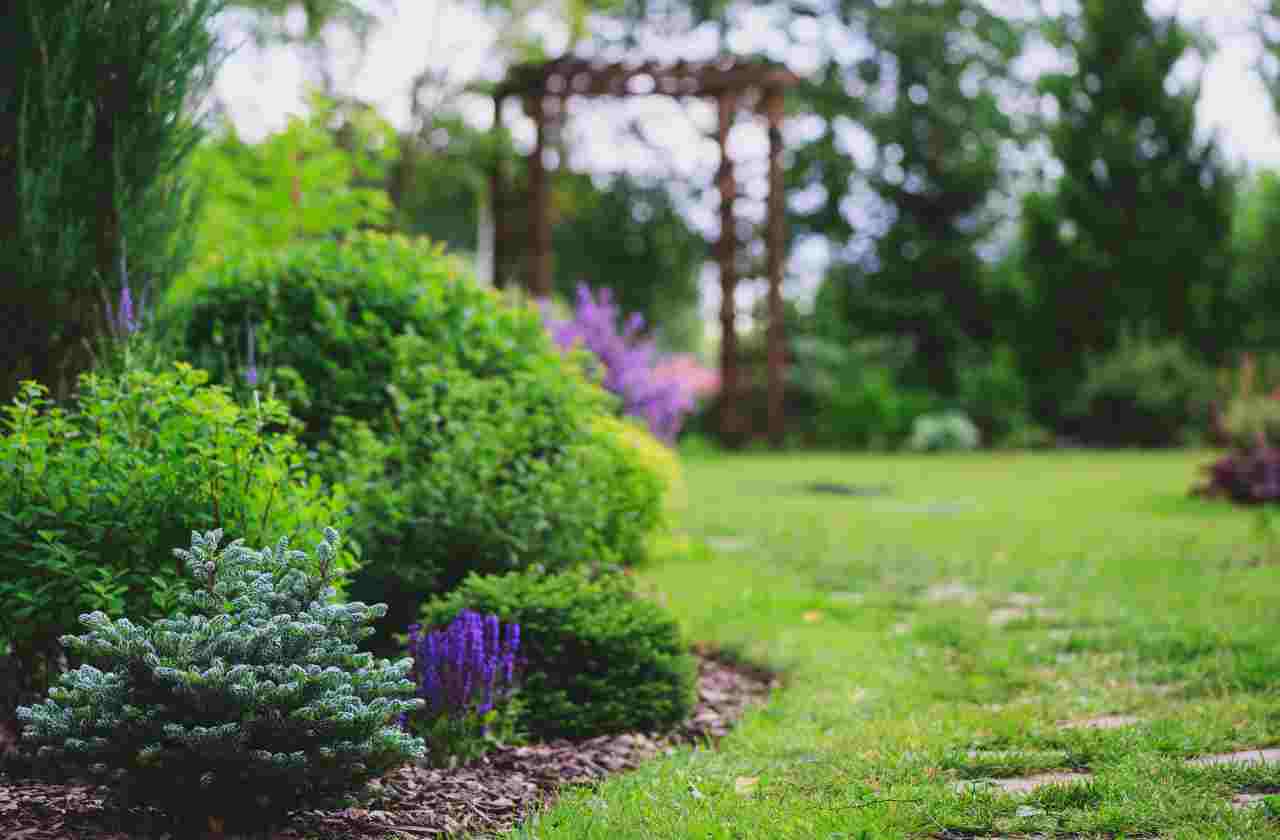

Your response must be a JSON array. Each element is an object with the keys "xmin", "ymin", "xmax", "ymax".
[
  {"xmin": 0, "ymin": 366, "xmax": 350, "ymax": 708},
  {"xmin": 16, "ymin": 528, "xmax": 424, "ymax": 835},
  {"xmin": 160, "ymin": 230, "xmax": 556, "ymax": 445},
  {"xmin": 908, "ymin": 411, "xmax": 981, "ymax": 452},
  {"xmin": 420, "ymin": 568, "xmax": 697, "ymax": 740},
  {"xmin": 1067, "ymin": 336, "xmax": 1216, "ymax": 448},
  {"xmin": 336, "ymin": 334, "xmax": 665, "ymax": 653}
]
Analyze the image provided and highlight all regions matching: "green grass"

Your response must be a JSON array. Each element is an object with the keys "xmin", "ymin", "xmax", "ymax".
[{"xmin": 500, "ymin": 451, "xmax": 1280, "ymax": 839}]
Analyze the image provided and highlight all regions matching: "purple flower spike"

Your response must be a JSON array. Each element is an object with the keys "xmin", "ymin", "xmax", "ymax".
[
  {"xmin": 118, "ymin": 285, "xmax": 137, "ymax": 335},
  {"xmin": 245, "ymin": 322, "xmax": 259, "ymax": 386},
  {"xmin": 543, "ymin": 284, "xmax": 700, "ymax": 442},
  {"xmin": 404, "ymin": 611, "xmax": 521, "ymax": 723}
]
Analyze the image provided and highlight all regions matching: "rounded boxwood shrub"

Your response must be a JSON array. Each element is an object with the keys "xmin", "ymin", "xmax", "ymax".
[
  {"xmin": 0, "ymin": 366, "xmax": 350, "ymax": 711},
  {"xmin": 419, "ymin": 568, "xmax": 697, "ymax": 740},
  {"xmin": 335, "ymin": 334, "xmax": 665, "ymax": 653},
  {"xmin": 159, "ymin": 230, "xmax": 556, "ymax": 446},
  {"xmin": 16, "ymin": 528, "xmax": 424, "ymax": 835}
]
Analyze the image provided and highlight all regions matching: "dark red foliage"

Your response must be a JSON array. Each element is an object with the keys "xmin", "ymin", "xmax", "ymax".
[{"xmin": 1195, "ymin": 446, "xmax": 1280, "ymax": 504}]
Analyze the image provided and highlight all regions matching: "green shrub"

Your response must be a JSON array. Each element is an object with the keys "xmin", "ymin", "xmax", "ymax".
[
  {"xmin": 956, "ymin": 345, "xmax": 1032, "ymax": 446},
  {"xmin": 1067, "ymin": 335, "xmax": 1216, "ymax": 447},
  {"xmin": 16, "ymin": 528, "xmax": 424, "ymax": 835},
  {"xmin": 160, "ymin": 230, "xmax": 554, "ymax": 446},
  {"xmin": 336, "ymin": 334, "xmax": 665, "ymax": 653},
  {"xmin": 0, "ymin": 366, "xmax": 350, "ymax": 708},
  {"xmin": 908, "ymin": 411, "xmax": 981, "ymax": 452},
  {"xmin": 1222, "ymin": 396, "xmax": 1280, "ymax": 450},
  {"xmin": 420, "ymin": 568, "xmax": 697, "ymax": 740}
]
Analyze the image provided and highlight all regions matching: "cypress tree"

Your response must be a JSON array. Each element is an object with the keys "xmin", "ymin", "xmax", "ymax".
[{"xmin": 0, "ymin": 0, "xmax": 226, "ymax": 402}]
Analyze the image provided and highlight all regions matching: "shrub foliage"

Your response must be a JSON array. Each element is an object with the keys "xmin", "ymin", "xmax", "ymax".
[
  {"xmin": 337, "ymin": 336, "xmax": 665, "ymax": 651},
  {"xmin": 16, "ymin": 528, "xmax": 424, "ymax": 834},
  {"xmin": 0, "ymin": 366, "xmax": 349, "ymax": 709},
  {"xmin": 162, "ymin": 231, "xmax": 555, "ymax": 445},
  {"xmin": 420, "ymin": 569, "xmax": 696, "ymax": 740}
]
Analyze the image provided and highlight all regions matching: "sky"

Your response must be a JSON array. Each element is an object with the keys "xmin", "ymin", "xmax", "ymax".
[{"xmin": 210, "ymin": 0, "xmax": 1280, "ymax": 321}]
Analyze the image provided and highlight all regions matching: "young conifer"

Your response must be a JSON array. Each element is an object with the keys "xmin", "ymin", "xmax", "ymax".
[{"xmin": 16, "ymin": 528, "xmax": 425, "ymax": 834}]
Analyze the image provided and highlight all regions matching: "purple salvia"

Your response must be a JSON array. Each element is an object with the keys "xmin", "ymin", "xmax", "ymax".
[
  {"xmin": 245, "ymin": 323, "xmax": 259, "ymax": 387},
  {"xmin": 118, "ymin": 285, "xmax": 137, "ymax": 335}
]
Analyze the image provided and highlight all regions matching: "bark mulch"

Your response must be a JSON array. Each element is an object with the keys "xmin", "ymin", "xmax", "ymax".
[{"xmin": 0, "ymin": 647, "xmax": 777, "ymax": 840}]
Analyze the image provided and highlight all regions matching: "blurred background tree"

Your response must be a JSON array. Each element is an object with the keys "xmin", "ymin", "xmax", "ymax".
[{"xmin": 1019, "ymin": 0, "xmax": 1235, "ymax": 432}]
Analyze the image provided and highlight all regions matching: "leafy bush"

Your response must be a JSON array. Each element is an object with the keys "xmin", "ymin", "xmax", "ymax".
[
  {"xmin": 16, "ymin": 528, "xmax": 424, "ymax": 835},
  {"xmin": 908, "ymin": 411, "xmax": 981, "ymax": 452},
  {"xmin": 1222, "ymin": 396, "xmax": 1280, "ymax": 450},
  {"xmin": 1195, "ymin": 447, "xmax": 1280, "ymax": 504},
  {"xmin": 335, "ymin": 335, "xmax": 665, "ymax": 653},
  {"xmin": 1067, "ymin": 335, "xmax": 1216, "ymax": 447},
  {"xmin": 420, "ymin": 569, "xmax": 697, "ymax": 740},
  {"xmin": 179, "ymin": 90, "xmax": 399, "ymax": 276},
  {"xmin": 546, "ymin": 284, "xmax": 699, "ymax": 442},
  {"xmin": 0, "ymin": 367, "xmax": 350, "ymax": 710},
  {"xmin": 789, "ymin": 335, "xmax": 937, "ymax": 450},
  {"xmin": 403, "ymin": 610, "xmax": 522, "ymax": 767},
  {"xmin": 956, "ymin": 344, "xmax": 1031, "ymax": 446},
  {"xmin": 161, "ymin": 230, "xmax": 554, "ymax": 446},
  {"xmin": 593, "ymin": 413, "xmax": 687, "ymax": 528}
]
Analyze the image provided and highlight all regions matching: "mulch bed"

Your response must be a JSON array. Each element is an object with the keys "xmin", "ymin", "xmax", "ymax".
[{"xmin": 0, "ymin": 647, "xmax": 778, "ymax": 840}]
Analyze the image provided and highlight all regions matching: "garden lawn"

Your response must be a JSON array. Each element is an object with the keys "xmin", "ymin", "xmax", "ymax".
[{"xmin": 506, "ymin": 451, "xmax": 1280, "ymax": 839}]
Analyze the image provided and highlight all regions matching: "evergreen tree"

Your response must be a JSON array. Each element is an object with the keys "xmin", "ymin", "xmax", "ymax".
[
  {"xmin": 1020, "ymin": 0, "xmax": 1234, "ymax": 423},
  {"xmin": 0, "ymin": 0, "xmax": 226, "ymax": 403},
  {"xmin": 17, "ymin": 528, "xmax": 424, "ymax": 835},
  {"xmin": 817, "ymin": 0, "xmax": 1023, "ymax": 395}
]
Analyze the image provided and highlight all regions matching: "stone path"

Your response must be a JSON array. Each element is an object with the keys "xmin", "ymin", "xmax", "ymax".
[{"xmin": 956, "ymin": 715, "xmax": 1280, "ymax": 804}]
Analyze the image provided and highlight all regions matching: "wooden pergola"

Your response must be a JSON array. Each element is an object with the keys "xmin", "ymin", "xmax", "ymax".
[{"xmin": 491, "ymin": 56, "xmax": 800, "ymax": 448}]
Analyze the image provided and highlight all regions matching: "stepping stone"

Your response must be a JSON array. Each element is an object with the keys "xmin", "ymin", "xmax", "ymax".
[
  {"xmin": 1230, "ymin": 793, "xmax": 1269, "ymax": 810},
  {"xmin": 705, "ymin": 536, "xmax": 754, "ymax": 552},
  {"xmin": 1005, "ymin": 592, "xmax": 1044, "ymax": 608},
  {"xmin": 954, "ymin": 771, "xmax": 1092, "ymax": 795},
  {"xmin": 989, "ymin": 607, "xmax": 1031, "ymax": 627},
  {"xmin": 1056, "ymin": 715, "xmax": 1141, "ymax": 731},
  {"xmin": 1187, "ymin": 748, "xmax": 1280, "ymax": 768},
  {"xmin": 926, "ymin": 581, "xmax": 979, "ymax": 603}
]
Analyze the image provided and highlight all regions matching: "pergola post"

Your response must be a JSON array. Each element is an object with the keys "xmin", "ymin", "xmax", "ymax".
[
  {"xmin": 490, "ymin": 94, "xmax": 507, "ymax": 289},
  {"xmin": 527, "ymin": 95, "xmax": 553, "ymax": 299},
  {"xmin": 716, "ymin": 91, "xmax": 740, "ymax": 446},
  {"xmin": 764, "ymin": 89, "xmax": 787, "ymax": 449}
]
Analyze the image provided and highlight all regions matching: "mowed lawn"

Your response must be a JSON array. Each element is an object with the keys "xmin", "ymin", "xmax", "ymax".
[{"xmin": 507, "ymin": 451, "xmax": 1280, "ymax": 839}]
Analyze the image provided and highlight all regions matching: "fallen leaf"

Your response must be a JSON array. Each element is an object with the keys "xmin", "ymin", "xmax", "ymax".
[
  {"xmin": 734, "ymin": 776, "xmax": 759, "ymax": 796},
  {"xmin": 803, "ymin": 610, "xmax": 823, "ymax": 623}
]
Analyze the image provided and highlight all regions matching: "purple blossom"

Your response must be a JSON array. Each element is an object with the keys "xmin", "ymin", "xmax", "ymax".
[
  {"xmin": 245, "ymin": 322, "xmax": 259, "ymax": 387},
  {"xmin": 407, "ymin": 610, "xmax": 520, "ymax": 721},
  {"xmin": 118, "ymin": 285, "xmax": 137, "ymax": 335},
  {"xmin": 544, "ymin": 284, "xmax": 698, "ymax": 442}
]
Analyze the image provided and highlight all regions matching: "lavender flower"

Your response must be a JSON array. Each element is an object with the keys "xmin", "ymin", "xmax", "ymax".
[
  {"xmin": 544, "ymin": 284, "xmax": 698, "ymax": 442},
  {"xmin": 245, "ymin": 322, "xmax": 259, "ymax": 387},
  {"xmin": 118, "ymin": 285, "xmax": 137, "ymax": 335},
  {"xmin": 407, "ymin": 610, "xmax": 520, "ymax": 721}
]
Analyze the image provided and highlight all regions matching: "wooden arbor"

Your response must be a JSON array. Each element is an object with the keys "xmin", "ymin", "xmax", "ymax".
[{"xmin": 491, "ymin": 56, "xmax": 800, "ymax": 448}]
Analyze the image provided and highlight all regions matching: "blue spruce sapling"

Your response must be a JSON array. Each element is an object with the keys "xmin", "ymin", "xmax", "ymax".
[{"xmin": 16, "ymin": 528, "xmax": 425, "ymax": 835}]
